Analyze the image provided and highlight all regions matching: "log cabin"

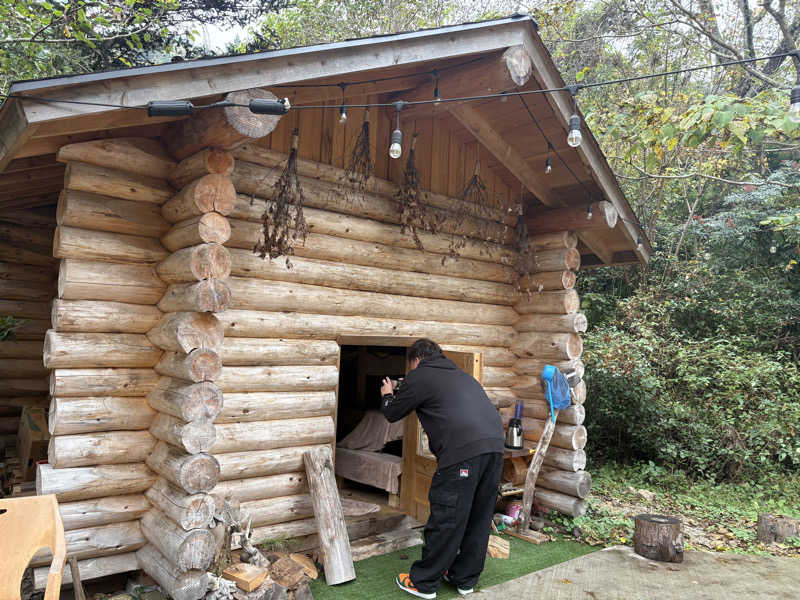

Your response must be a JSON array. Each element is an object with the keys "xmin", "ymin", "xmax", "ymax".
[{"xmin": 0, "ymin": 14, "xmax": 651, "ymax": 596}]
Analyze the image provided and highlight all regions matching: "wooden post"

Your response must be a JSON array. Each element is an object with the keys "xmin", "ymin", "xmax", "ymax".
[
  {"xmin": 303, "ymin": 446, "xmax": 355, "ymax": 585},
  {"xmin": 633, "ymin": 514, "xmax": 683, "ymax": 563},
  {"xmin": 517, "ymin": 411, "xmax": 557, "ymax": 533}
]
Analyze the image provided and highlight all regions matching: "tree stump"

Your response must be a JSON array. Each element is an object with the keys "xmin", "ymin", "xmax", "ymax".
[
  {"xmin": 757, "ymin": 514, "xmax": 799, "ymax": 544},
  {"xmin": 633, "ymin": 514, "xmax": 683, "ymax": 563}
]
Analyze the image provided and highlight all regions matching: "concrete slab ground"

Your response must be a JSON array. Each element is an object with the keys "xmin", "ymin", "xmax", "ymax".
[{"xmin": 477, "ymin": 545, "xmax": 799, "ymax": 599}]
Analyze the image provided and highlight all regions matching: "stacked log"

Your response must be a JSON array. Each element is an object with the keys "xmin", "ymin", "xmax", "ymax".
[
  {"xmin": 34, "ymin": 138, "xmax": 175, "ymax": 589},
  {"xmin": 508, "ymin": 228, "xmax": 595, "ymax": 518},
  {"xmin": 0, "ymin": 209, "xmax": 57, "ymax": 453},
  {"xmin": 139, "ymin": 147, "xmax": 236, "ymax": 595}
]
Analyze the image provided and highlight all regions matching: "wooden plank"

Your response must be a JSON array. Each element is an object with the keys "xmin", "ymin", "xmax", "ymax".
[
  {"xmin": 0, "ymin": 100, "xmax": 39, "ymax": 172},
  {"xmin": 303, "ymin": 446, "xmax": 355, "ymax": 585}
]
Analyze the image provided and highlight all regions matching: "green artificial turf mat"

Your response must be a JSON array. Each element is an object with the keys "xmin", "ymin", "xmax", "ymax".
[{"xmin": 309, "ymin": 536, "xmax": 598, "ymax": 599}]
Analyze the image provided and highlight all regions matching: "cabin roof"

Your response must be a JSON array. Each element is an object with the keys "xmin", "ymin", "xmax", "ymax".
[{"xmin": 0, "ymin": 14, "xmax": 650, "ymax": 266}]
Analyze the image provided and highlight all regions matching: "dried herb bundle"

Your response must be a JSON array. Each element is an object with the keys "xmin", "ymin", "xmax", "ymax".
[
  {"xmin": 444, "ymin": 160, "xmax": 493, "ymax": 260},
  {"xmin": 345, "ymin": 107, "xmax": 374, "ymax": 193},
  {"xmin": 253, "ymin": 128, "xmax": 308, "ymax": 268},
  {"xmin": 397, "ymin": 133, "xmax": 442, "ymax": 250}
]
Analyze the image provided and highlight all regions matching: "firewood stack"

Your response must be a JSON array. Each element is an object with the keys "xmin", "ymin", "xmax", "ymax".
[{"xmin": 502, "ymin": 206, "xmax": 617, "ymax": 518}]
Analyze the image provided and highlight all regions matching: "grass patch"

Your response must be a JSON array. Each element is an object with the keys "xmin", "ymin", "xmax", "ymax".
[{"xmin": 309, "ymin": 537, "xmax": 596, "ymax": 599}]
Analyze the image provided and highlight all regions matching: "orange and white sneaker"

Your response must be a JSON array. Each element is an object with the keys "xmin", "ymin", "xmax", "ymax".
[{"xmin": 396, "ymin": 573, "xmax": 436, "ymax": 599}]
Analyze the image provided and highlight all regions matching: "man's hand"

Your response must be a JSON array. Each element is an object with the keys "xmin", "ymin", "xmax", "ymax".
[{"xmin": 381, "ymin": 377, "xmax": 394, "ymax": 396}]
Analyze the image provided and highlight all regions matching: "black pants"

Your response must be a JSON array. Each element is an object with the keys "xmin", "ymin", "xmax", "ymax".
[{"xmin": 410, "ymin": 452, "xmax": 503, "ymax": 593}]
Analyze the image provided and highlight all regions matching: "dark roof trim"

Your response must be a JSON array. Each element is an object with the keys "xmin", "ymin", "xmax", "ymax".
[{"xmin": 8, "ymin": 15, "xmax": 535, "ymax": 94}]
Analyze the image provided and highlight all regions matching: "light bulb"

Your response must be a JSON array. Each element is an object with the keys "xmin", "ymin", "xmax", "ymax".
[
  {"xmin": 567, "ymin": 114, "xmax": 582, "ymax": 148},
  {"xmin": 770, "ymin": 242, "xmax": 777, "ymax": 254},
  {"xmin": 587, "ymin": 204, "xmax": 593, "ymax": 219},
  {"xmin": 339, "ymin": 107, "xmax": 347, "ymax": 124},
  {"xmin": 389, "ymin": 129, "xmax": 403, "ymax": 159},
  {"xmin": 545, "ymin": 156, "xmax": 552, "ymax": 174},
  {"xmin": 789, "ymin": 85, "xmax": 800, "ymax": 124},
  {"xmin": 704, "ymin": 251, "xmax": 711, "ymax": 260}
]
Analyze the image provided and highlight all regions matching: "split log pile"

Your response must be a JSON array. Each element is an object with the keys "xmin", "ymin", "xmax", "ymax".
[
  {"xmin": 503, "ymin": 223, "xmax": 602, "ymax": 518},
  {"xmin": 34, "ymin": 137, "xmax": 178, "ymax": 588},
  {"xmin": 0, "ymin": 207, "xmax": 57, "ymax": 467}
]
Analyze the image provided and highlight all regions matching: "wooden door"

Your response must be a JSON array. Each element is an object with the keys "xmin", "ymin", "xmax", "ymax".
[{"xmin": 400, "ymin": 351, "xmax": 482, "ymax": 521}]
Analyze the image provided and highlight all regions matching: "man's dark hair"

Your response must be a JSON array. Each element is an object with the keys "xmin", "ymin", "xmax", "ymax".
[{"xmin": 408, "ymin": 338, "xmax": 443, "ymax": 363}]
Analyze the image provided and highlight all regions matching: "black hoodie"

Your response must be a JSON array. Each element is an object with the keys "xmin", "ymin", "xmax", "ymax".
[{"xmin": 381, "ymin": 355, "xmax": 504, "ymax": 468}]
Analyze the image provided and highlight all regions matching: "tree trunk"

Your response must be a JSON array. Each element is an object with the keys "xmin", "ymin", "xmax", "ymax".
[
  {"xmin": 303, "ymin": 446, "xmax": 356, "ymax": 585},
  {"xmin": 57, "ymin": 189, "xmax": 170, "ymax": 238},
  {"xmin": 157, "ymin": 243, "xmax": 232, "ymax": 283},
  {"xmin": 146, "ymin": 441, "xmax": 219, "ymax": 494},
  {"xmin": 145, "ymin": 477, "xmax": 215, "ymax": 531},
  {"xmin": 211, "ymin": 417, "xmax": 335, "ymax": 454},
  {"xmin": 147, "ymin": 378, "xmax": 223, "ymax": 422},
  {"xmin": 36, "ymin": 463, "xmax": 156, "ymax": 502},
  {"xmin": 150, "ymin": 413, "xmax": 216, "ymax": 454},
  {"xmin": 49, "ymin": 396, "xmax": 155, "ymax": 435},
  {"xmin": 634, "ymin": 514, "xmax": 684, "ymax": 563},
  {"xmin": 58, "ymin": 258, "xmax": 165, "ymax": 305},
  {"xmin": 169, "ymin": 148, "xmax": 235, "ymax": 189},
  {"xmin": 50, "ymin": 368, "xmax": 160, "ymax": 397},
  {"xmin": 51, "ymin": 299, "xmax": 162, "ymax": 334},
  {"xmin": 161, "ymin": 213, "xmax": 232, "ymax": 251},
  {"xmin": 49, "ymin": 430, "xmax": 155, "ymax": 468}
]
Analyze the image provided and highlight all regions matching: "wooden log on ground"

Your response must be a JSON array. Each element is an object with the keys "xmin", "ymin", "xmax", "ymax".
[
  {"xmin": 58, "ymin": 259, "xmax": 165, "ymax": 305},
  {"xmin": 0, "ymin": 378, "xmax": 49, "ymax": 396},
  {"xmin": 157, "ymin": 243, "xmax": 231, "ymax": 283},
  {"xmin": 514, "ymin": 313, "xmax": 587, "ymax": 334},
  {"xmin": 50, "ymin": 368, "xmax": 160, "ymax": 397},
  {"xmin": 0, "ymin": 359, "xmax": 48, "ymax": 378},
  {"xmin": 44, "ymin": 331, "xmax": 162, "ymax": 369},
  {"xmin": 513, "ymin": 358, "xmax": 584, "ymax": 379},
  {"xmin": 221, "ymin": 338, "xmax": 339, "ymax": 366},
  {"xmin": 211, "ymin": 417, "xmax": 335, "ymax": 454},
  {"xmin": 150, "ymin": 413, "xmax": 216, "ymax": 454},
  {"xmin": 0, "ymin": 340, "xmax": 43, "ymax": 359},
  {"xmin": 216, "ymin": 391, "xmax": 336, "ymax": 423},
  {"xmin": 147, "ymin": 312, "xmax": 223, "ymax": 353},
  {"xmin": 227, "ymin": 245, "xmax": 514, "ymax": 307},
  {"xmin": 57, "ymin": 138, "xmax": 176, "ymax": 179},
  {"xmin": 227, "ymin": 277, "xmax": 516, "ymax": 326},
  {"xmin": 63, "ymin": 161, "xmax": 172, "ymax": 204},
  {"xmin": 162, "ymin": 174, "xmax": 235, "ymax": 222},
  {"xmin": 57, "ymin": 189, "xmax": 170, "ymax": 238},
  {"xmin": 0, "ymin": 241, "xmax": 56, "ymax": 267},
  {"xmin": 37, "ymin": 462, "xmax": 156, "ymax": 502},
  {"xmin": 136, "ymin": 544, "xmax": 208, "ymax": 600},
  {"xmin": 34, "ymin": 552, "xmax": 139, "ymax": 590},
  {"xmin": 0, "ymin": 278, "xmax": 54, "ymax": 301},
  {"xmin": 522, "ymin": 400, "xmax": 585, "ymax": 425},
  {"xmin": 216, "ymin": 365, "xmax": 338, "ymax": 393},
  {"xmin": 537, "ymin": 468, "xmax": 592, "ymax": 498},
  {"xmin": 146, "ymin": 441, "xmax": 219, "ymax": 494},
  {"xmin": 515, "ymin": 290, "xmax": 580, "ymax": 315},
  {"xmin": 534, "ymin": 488, "xmax": 587, "ymax": 518},
  {"xmin": 233, "ymin": 160, "xmax": 513, "ymax": 244},
  {"xmin": 219, "ymin": 310, "xmax": 514, "ymax": 348},
  {"xmin": 164, "ymin": 89, "xmax": 284, "ymax": 160},
  {"xmin": 530, "ymin": 231, "xmax": 578, "ymax": 251},
  {"xmin": 155, "ymin": 349, "xmax": 222, "ymax": 383},
  {"xmin": 0, "ymin": 298, "xmax": 50, "ymax": 320},
  {"xmin": 145, "ymin": 477, "xmax": 215, "ymax": 530},
  {"xmin": 147, "ymin": 378, "xmax": 223, "ymax": 422},
  {"xmin": 501, "ymin": 414, "xmax": 587, "ymax": 450},
  {"xmin": 158, "ymin": 280, "xmax": 232, "ymax": 313},
  {"xmin": 52, "ymin": 299, "xmax": 162, "ymax": 334},
  {"xmin": 234, "ymin": 144, "xmax": 516, "ymax": 227},
  {"xmin": 0, "ymin": 260, "xmax": 55, "ymax": 283},
  {"xmin": 161, "ymin": 213, "xmax": 231, "ymax": 251},
  {"xmin": 59, "ymin": 494, "xmax": 151, "ymax": 531},
  {"xmin": 140, "ymin": 507, "xmax": 216, "ymax": 572},
  {"xmin": 49, "ymin": 396, "xmax": 155, "ymax": 435},
  {"xmin": 511, "ymin": 332, "xmax": 583, "ymax": 360},
  {"xmin": 214, "ymin": 445, "xmax": 331, "ymax": 481},
  {"xmin": 541, "ymin": 447, "xmax": 586, "ymax": 472},
  {"xmin": 169, "ymin": 148, "xmax": 235, "ymax": 189},
  {"xmin": 49, "ymin": 430, "xmax": 155, "ymax": 468},
  {"xmin": 211, "ymin": 472, "xmax": 307, "ymax": 506},
  {"xmin": 229, "ymin": 218, "xmax": 515, "ymax": 284},
  {"xmin": 757, "ymin": 514, "xmax": 799, "ymax": 544},
  {"xmin": 526, "ymin": 202, "xmax": 618, "ymax": 236},
  {"xmin": 30, "ymin": 520, "xmax": 145, "ymax": 567},
  {"xmin": 54, "ymin": 225, "xmax": 168, "ymax": 264},
  {"xmin": 634, "ymin": 514, "xmax": 683, "ymax": 562}
]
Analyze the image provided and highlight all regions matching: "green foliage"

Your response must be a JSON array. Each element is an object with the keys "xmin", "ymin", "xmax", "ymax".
[{"xmin": 0, "ymin": 316, "xmax": 24, "ymax": 341}]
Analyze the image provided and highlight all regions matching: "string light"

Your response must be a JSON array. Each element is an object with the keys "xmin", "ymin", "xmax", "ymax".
[
  {"xmin": 338, "ymin": 83, "xmax": 347, "ymax": 124},
  {"xmin": 566, "ymin": 86, "xmax": 582, "ymax": 148},
  {"xmin": 433, "ymin": 70, "xmax": 441, "ymax": 102},
  {"xmin": 587, "ymin": 203, "xmax": 593, "ymax": 219},
  {"xmin": 389, "ymin": 101, "xmax": 405, "ymax": 159},
  {"xmin": 545, "ymin": 142, "xmax": 553, "ymax": 174},
  {"xmin": 789, "ymin": 84, "xmax": 800, "ymax": 124},
  {"xmin": 770, "ymin": 240, "xmax": 778, "ymax": 254}
]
